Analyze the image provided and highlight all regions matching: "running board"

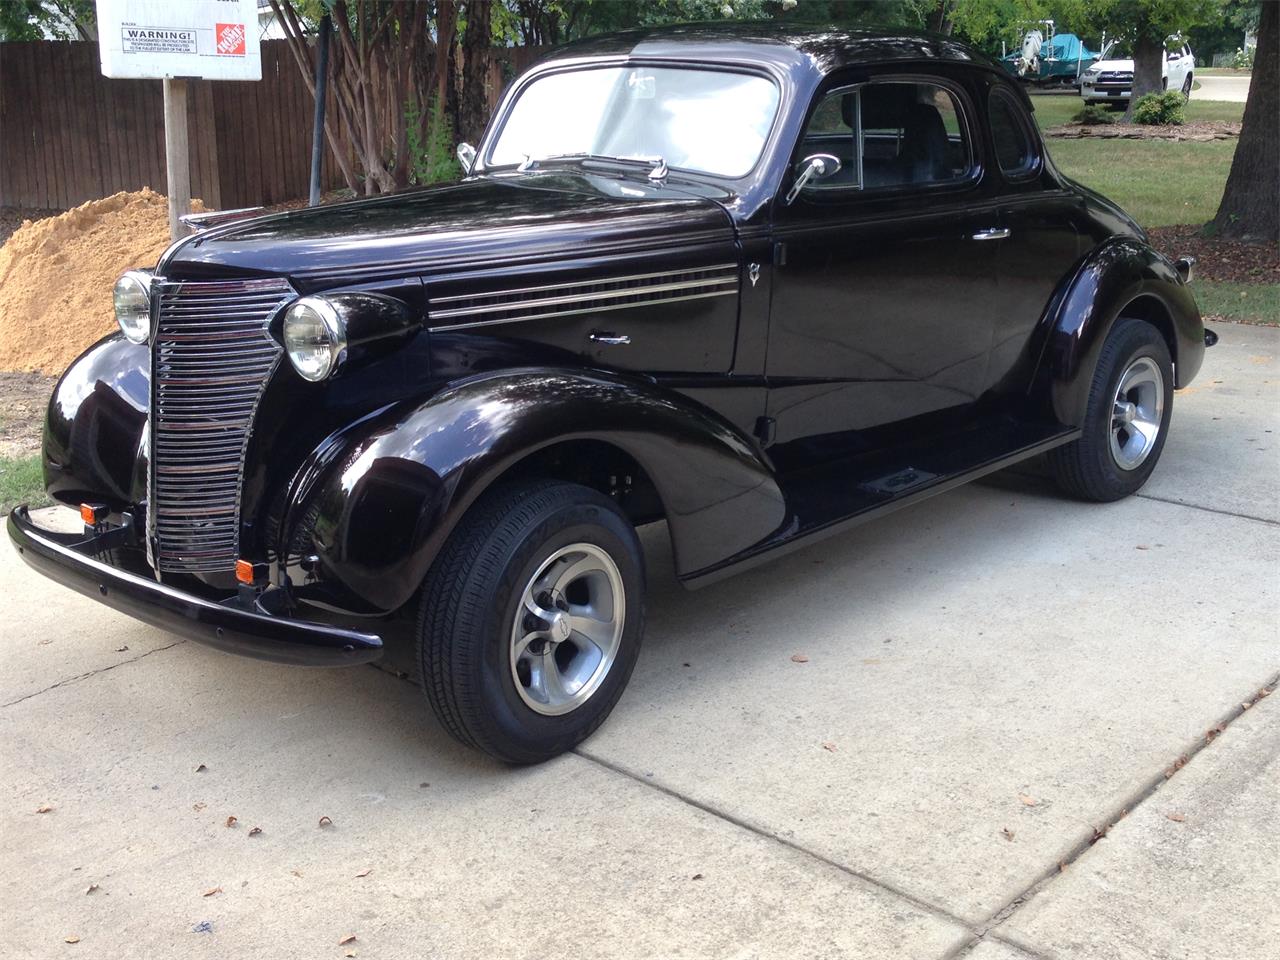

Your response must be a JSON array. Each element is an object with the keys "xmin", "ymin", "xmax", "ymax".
[{"xmin": 682, "ymin": 419, "xmax": 1078, "ymax": 588}]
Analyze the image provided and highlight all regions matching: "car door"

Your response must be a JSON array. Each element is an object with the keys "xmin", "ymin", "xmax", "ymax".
[
  {"xmin": 765, "ymin": 73, "xmax": 1002, "ymax": 457},
  {"xmin": 984, "ymin": 83, "xmax": 1084, "ymax": 395}
]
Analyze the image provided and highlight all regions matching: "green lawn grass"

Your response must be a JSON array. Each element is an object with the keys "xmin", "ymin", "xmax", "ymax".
[
  {"xmin": 1195, "ymin": 281, "xmax": 1280, "ymax": 325},
  {"xmin": 0, "ymin": 454, "xmax": 50, "ymax": 516},
  {"xmin": 1026, "ymin": 95, "xmax": 1245, "ymax": 228}
]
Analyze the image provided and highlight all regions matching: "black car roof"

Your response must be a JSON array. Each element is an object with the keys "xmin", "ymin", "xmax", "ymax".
[{"xmin": 540, "ymin": 22, "xmax": 1004, "ymax": 77}]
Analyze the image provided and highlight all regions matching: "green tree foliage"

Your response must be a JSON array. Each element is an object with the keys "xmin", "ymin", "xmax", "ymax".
[{"xmin": 0, "ymin": 0, "xmax": 96, "ymax": 41}]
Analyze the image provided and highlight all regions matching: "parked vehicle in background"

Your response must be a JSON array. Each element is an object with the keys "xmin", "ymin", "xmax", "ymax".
[
  {"xmin": 1081, "ymin": 39, "xmax": 1196, "ymax": 105},
  {"xmin": 9, "ymin": 25, "xmax": 1211, "ymax": 764}
]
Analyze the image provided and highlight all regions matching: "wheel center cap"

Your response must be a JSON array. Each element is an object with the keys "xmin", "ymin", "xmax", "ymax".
[
  {"xmin": 550, "ymin": 612, "xmax": 572, "ymax": 643},
  {"xmin": 1115, "ymin": 400, "xmax": 1137, "ymax": 424}
]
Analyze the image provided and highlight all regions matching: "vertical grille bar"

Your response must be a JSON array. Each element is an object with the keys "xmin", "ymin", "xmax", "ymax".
[{"xmin": 149, "ymin": 278, "xmax": 295, "ymax": 574}]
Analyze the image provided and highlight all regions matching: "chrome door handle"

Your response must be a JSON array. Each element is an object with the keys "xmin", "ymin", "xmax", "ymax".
[
  {"xmin": 972, "ymin": 227, "xmax": 1011, "ymax": 241},
  {"xmin": 589, "ymin": 331, "xmax": 631, "ymax": 346}
]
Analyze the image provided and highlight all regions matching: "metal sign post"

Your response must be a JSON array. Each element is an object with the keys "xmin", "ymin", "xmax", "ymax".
[{"xmin": 95, "ymin": 0, "xmax": 262, "ymax": 239}]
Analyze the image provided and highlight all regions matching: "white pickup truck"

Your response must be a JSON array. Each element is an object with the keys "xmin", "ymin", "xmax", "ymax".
[{"xmin": 1080, "ymin": 40, "xmax": 1196, "ymax": 105}]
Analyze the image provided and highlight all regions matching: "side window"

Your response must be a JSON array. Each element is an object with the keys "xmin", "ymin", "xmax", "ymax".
[
  {"xmin": 988, "ymin": 88, "xmax": 1037, "ymax": 179},
  {"xmin": 796, "ymin": 79, "xmax": 973, "ymax": 193}
]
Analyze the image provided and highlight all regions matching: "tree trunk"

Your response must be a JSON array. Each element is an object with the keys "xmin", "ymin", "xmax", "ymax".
[
  {"xmin": 1208, "ymin": 0, "xmax": 1278, "ymax": 241},
  {"xmin": 1123, "ymin": 34, "xmax": 1165, "ymax": 122},
  {"xmin": 459, "ymin": 0, "xmax": 493, "ymax": 144}
]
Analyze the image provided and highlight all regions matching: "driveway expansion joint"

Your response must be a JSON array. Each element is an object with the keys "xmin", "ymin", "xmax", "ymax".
[
  {"xmin": 973, "ymin": 669, "xmax": 1280, "ymax": 936},
  {"xmin": 2, "ymin": 639, "xmax": 187, "ymax": 708},
  {"xmin": 575, "ymin": 746, "xmax": 981, "ymax": 934},
  {"xmin": 1134, "ymin": 491, "xmax": 1279, "ymax": 526}
]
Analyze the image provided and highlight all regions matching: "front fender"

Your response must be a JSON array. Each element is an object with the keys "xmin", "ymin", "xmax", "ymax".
[
  {"xmin": 43, "ymin": 334, "xmax": 150, "ymax": 510},
  {"xmin": 302, "ymin": 369, "xmax": 785, "ymax": 613},
  {"xmin": 1039, "ymin": 238, "xmax": 1204, "ymax": 427}
]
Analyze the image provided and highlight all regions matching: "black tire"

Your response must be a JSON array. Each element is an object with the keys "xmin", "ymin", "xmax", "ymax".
[
  {"xmin": 1047, "ymin": 317, "xmax": 1174, "ymax": 502},
  {"xmin": 1182, "ymin": 74, "xmax": 1193, "ymax": 101},
  {"xmin": 418, "ymin": 479, "xmax": 645, "ymax": 764}
]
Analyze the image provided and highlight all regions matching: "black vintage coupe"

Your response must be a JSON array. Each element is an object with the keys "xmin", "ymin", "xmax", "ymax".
[{"xmin": 9, "ymin": 25, "xmax": 1211, "ymax": 762}]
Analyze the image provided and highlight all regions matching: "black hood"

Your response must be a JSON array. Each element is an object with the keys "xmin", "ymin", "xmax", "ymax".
[{"xmin": 157, "ymin": 172, "xmax": 736, "ymax": 287}]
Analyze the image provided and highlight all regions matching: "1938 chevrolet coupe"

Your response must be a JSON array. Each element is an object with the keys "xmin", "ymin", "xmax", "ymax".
[{"xmin": 9, "ymin": 25, "xmax": 1211, "ymax": 762}]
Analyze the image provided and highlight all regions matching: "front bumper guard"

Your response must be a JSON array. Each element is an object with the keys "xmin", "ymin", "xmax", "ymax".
[{"xmin": 7, "ymin": 506, "xmax": 383, "ymax": 666}]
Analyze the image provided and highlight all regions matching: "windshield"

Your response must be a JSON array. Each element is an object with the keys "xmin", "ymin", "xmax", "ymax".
[{"xmin": 488, "ymin": 66, "xmax": 780, "ymax": 179}]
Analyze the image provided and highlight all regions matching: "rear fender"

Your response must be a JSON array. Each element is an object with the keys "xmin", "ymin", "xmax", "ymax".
[
  {"xmin": 1036, "ymin": 238, "xmax": 1204, "ymax": 426},
  {"xmin": 300, "ymin": 369, "xmax": 785, "ymax": 613}
]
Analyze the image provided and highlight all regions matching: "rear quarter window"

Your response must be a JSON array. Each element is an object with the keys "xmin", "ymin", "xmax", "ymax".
[{"xmin": 988, "ymin": 87, "xmax": 1039, "ymax": 180}]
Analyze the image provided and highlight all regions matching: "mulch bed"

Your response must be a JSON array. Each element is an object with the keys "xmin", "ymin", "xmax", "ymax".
[
  {"xmin": 1045, "ymin": 121, "xmax": 1240, "ymax": 141},
  {"xmin": 1146, "ymin": 227, "xmax": 1280, "ymax": 284}
]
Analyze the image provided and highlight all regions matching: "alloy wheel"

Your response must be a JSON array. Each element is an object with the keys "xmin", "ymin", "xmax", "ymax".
[
  {"xmin": 1110, "ymin": 356, "xmax": 1165, "ymax": 470},
  {"xmin": 509, "ymin": 543, "xmax": 625, "ymax": 716}
]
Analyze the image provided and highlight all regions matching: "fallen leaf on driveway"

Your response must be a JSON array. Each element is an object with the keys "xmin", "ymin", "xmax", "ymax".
[
  {"xmin": 225, "ymin": 816, "xmax": 237, "ymax": 828},
  {"xmin": 1135, "ymin": 544, "xmax": 1150, "ymax": 550},
  {"xmin": 354, "ymin": 868, "xmax": 372, "ymax": 878},
  {"xmin": 691, "ymin": 873, "xmax": 704, "ymax": 880},
  {"xmin": 248, "ymin": 827, "xmax": 262, "ymax": 837},
  {"xmin": 115, "ymin": 645, "xmax": 129, "ymax": 652},
  {"xmin": 790, "ymin": 654, "xmax": 809, "ymax": 663},
  {"xmin": 291, "ymin": 869, "xmax": 303, "ymax": 877},
  {"xmin": 1001, "ymin": 828, "xmax": 1015, "ymax": 841},
  {"xmin": 319, "ymin": 816, "xmax": 333, "ymax": 828},
  {"xmin": 1165, "ymin": 755, "xmax": 1189, "ymax": 778},
  {"xmin": 85, "ymin": 884, "xmax": 99, "ymax": 895},
  {"xmin": 64, "ymin": 936, "xmax": 80, "ymax": 944},
  {"xmin": 195, "ymin": 764, "xmax": 207, "ymax": 773},
  {"xmin": 1018, "ymin": 794, "xmax": 1038, "ymax": 806},
  {"xmin": 339, "ymin": 934, "xmax": 357, "ymax": 946},
  {"xmin": 193, "ymin": 802, "xmax": 206, "ymax": 812},
  {"xmin": 1165, "ymin": 812, "xmax": 1187, "ymax": 822},
  {"xmin": 202, "ymin": 886, "xmax": 222, "ymax": 897},
  {"xmin": 821, "ymin": 741, "xmax": 837, "ymax": 752},
  {"xmin": 36, "ymin": 805, "xmax": 53, "ymax": 814},
  {"xmin": 1205, "ymin": 724, "xmax": 1226, "ymax": 743}
]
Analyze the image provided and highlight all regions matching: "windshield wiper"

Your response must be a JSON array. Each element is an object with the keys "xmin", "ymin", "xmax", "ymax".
[{"xmin": 517, "ymin": 152, "xmax": 669, "ymax": 181}]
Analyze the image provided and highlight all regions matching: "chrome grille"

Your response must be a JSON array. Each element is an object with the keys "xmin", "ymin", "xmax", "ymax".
[{"xmin": 150, "ymin": 278, "xmax": 295, "ymax": 574}]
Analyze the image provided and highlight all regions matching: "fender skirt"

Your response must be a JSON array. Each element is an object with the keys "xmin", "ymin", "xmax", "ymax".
[
  {"xmin": 300, "ymin": 368, "xmax": 786, "ymax": 612},
  {"xmin": 1038, "ymin": 237, "xmax": 1205, "ymax": 427}
]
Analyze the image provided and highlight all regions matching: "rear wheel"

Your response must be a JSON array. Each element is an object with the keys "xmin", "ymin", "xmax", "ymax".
[
  {"xmin": 418, "ymin": 479, "xmax": 645, "ymax": 764},
  {"xmin": 1182, "ymin": 74, "xmax": 1193, "ymax": 101},
  {"xmin": 1047, "ymin": 317, "xmax": 1174, "ymax": 502}
]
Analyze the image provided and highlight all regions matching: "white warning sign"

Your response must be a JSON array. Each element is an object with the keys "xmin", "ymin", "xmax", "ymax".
[{"xmin": 96, "ymin": 0, "xmax": 261, "ymax": 81}]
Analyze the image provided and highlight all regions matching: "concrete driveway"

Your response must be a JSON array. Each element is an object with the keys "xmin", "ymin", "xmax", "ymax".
[
  {"xmin": 3, "ymin": 323, "xmax": 1277, "ymax": 960},
  {"xmin": 1195, "ymin": 74, "xmax": 1251, "ymax": 102}
]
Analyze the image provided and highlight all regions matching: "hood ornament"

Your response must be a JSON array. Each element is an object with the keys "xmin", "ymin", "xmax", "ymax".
[{"xmin": 748, "ymin": 263, "xmax": 761, "ymax": 287}]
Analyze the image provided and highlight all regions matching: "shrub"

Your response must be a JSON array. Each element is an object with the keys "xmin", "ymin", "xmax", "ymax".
[
  {"xmin": 1073, "ymin": 103, "xmax": 1113, "ymax": 125},
  {"xmin": 1132, "ymin": 90, "xmax": 1185, "ymax": 126},
  {"xmin": 1230, "ymin": 46, "xmax": 1255, "ymax": 70},
  {"xmin": 406, "ymin": 97, "xmax": 460, "ymax": 186}
]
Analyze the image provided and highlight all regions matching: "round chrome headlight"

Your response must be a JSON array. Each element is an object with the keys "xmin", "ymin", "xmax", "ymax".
[
  {"xmin": 283, "ymin": 296, "xmax": 347, "ymax": 382},
  {"xmin": 113, "ymin": 270, "xmax": 152, "ymax": 344}
]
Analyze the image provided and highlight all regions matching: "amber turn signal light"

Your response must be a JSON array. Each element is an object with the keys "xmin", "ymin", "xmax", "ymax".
[
  {"xmin": 235, "ymin": 559, "xmax": 257, "ymax": 585},
  {"xmin": 80, "ymin": 503, "xmax": 107, "ymax": 526}
]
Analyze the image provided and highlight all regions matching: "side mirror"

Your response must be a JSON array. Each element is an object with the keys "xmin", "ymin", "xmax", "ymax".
[
  {"xmin": 456, "ymin": 143, "xmax": 477, "ymax": 175},
  {"xmin": 785, "ymin": 153, "xmax": 842, "ymax": 204}
]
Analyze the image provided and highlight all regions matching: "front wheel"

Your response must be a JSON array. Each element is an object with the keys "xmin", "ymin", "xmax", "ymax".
[
  {"xmin": 1047, "ymin": 317, "xmax": 1174, "ymax": 502},
  {"xmin": 418, "ymin": 479, "xmax": 645, "ymax": 763}
]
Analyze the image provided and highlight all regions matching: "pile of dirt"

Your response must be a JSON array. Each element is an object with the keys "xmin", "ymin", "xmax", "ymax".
[
  {"xmin": 0, "ymin": 189, "xmax": 202, "ymax": 375},
  {"xmin": 1045, "ymin": 120, "xmax": 1241, "ymax": 141}
]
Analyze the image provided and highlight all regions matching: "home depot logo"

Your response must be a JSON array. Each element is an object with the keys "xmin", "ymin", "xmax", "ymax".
[{"xmin": 216, "ymin": 22, "xmax": 246, "ymax": 56}]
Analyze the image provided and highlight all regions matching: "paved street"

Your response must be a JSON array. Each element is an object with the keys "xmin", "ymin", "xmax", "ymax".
[
  {"xmin": 1194, "ymin": 74, "xmax": 1251, "ymax": 103},
  {"xmin": 2, "ymin": 322, "xmax": 1277, "ymax": 960}
]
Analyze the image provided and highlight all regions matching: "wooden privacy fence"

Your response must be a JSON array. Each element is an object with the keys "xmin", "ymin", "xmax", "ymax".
[{"xmin": 0, "ymin": 40, "xmax": 550, "ymax": 211}]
